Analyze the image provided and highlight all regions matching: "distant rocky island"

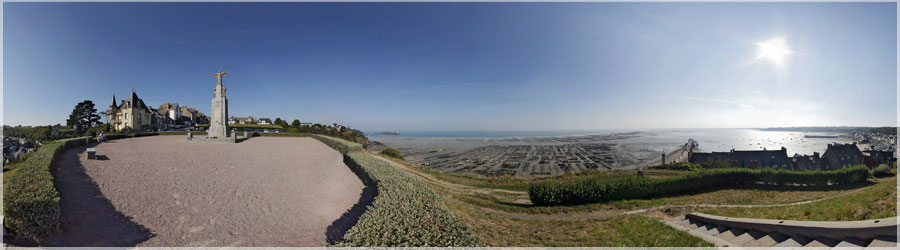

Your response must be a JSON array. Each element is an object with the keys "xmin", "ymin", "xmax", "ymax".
[{"xmin": 374, "ymin": 131, "xmax": 401, "ymax": 135}]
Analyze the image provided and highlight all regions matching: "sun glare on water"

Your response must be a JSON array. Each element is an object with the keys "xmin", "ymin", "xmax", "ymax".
[{"xmin": 754, "ymin": 37, "xmax": 793, "ymax": 71}]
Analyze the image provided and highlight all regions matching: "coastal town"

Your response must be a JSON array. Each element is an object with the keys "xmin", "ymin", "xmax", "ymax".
[{"xmin": 105, "ymin": 91, "xmax": 295, "ymax": 133}]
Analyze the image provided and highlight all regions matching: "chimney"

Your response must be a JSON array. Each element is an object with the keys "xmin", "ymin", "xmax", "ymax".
[{"xmin": 781, "ymin": 147, "xmax": 787, "ymax": 152}]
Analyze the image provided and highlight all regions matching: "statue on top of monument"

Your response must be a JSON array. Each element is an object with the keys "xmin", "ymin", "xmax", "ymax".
[
  {"xmin": 212, "ymin": 71, "xmax": 228, "ymax": 84},
  {"xmin": 208, "ymin": 70, "xmax": 230, "ymax": 139}
]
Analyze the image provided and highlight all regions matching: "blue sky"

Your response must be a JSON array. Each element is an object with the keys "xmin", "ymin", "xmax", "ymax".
[{"xmin": 3, "ymin": 2, "xmax": 897, "ymax": 131}]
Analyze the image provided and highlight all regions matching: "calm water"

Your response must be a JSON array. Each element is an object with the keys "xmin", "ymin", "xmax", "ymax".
[
  {"xmin": 368, "ymin": 130, "xmax": 625, "ymax": 138},
  {"xmin": 372, "ymin": 128, "xmax": 857, "ymax": 157}
]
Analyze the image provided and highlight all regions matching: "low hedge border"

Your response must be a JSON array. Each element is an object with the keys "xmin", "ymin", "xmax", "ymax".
[
  {"xmin": 105, "ymin": 132, "xmax": 159, "ymax": 140},
  {"xmin": 3, "ymin": 132, "xmax": 165, "ymax": 243},
  {"xmin": 313, "ymin": 136, "xmax": 482, "ymax": 246},
  {"xmin": 3, "ymin": 137, "xmax": 89, "ymax": 242},
  {"xmin": 311, "ymin": 134, "xmax": 364, "ymax": 154},
  {"xmin": 529, "ymin": 165, "xmax": 871, "ymax": 206}
]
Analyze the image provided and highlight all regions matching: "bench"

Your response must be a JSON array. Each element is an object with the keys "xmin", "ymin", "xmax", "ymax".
[{"xmin": 87, "ymin": 148, "xmax": 96, "ymax": 159}]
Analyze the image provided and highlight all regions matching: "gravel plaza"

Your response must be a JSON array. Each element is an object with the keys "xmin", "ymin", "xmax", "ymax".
[{"xmin": 52, "ymin": 136, "xmax": 366, "ymax": 246}]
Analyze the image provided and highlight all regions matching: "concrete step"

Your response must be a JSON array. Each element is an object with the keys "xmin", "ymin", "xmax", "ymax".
[
  {"xmin": 675, "ymin": 214, "xmax": 896, "ymax": 248},
  {"xmin": 717, "ymin": 227, "xmax": 746, "ymax": 241},
  {"xmin": 867, "ymin": 236, "xmax": 897, "ymax": 247},
  {"xmin": 742, "ymin": 231, "xmax": 789, "ymax": 247},
  {"xmin": 773, "ymin": 234, "xmax": 812, "ymax": 247},
  {"xmin": 687, "ymin": 221, "xmax": 707, "ymax": 230},
  {"xmin": 833, "ymin": 237, "xmax": 867, "ymax": 247},
  {"xmin": 732, "ymin": 230, "xmax": 765, "ymax": 246},
  {"xmin": 701, "ymin": 225, "xmax": 729, "ymax": 236},
  {"xmin": 804, "ymin": 237, "xmax": 838, "ymax": 247},
  {"xmin": 697, "ymin": 223, "xmax": 718, "ymax": 233}
]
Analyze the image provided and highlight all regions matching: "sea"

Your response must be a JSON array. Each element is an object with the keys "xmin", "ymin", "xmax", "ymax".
[{"xmin": 369, "ymin": 128, "xmax": 859, "ymax": 157}]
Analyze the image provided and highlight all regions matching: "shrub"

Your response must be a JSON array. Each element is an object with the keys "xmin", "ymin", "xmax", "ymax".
[
  {"xmin": 3, "ymin": 137, "xmax": 88, "ymax": 242},
  {"xmin": 649, "ymin": 162, "xmax": 699, "ymax": 171},
  {"xmin": 158, "ymin": 131, "xmax": 208, "ymax": 136},
  {"xmin": 648, "ymin": 161, "xmax": 732, "ymax": 171},
  {"xmin": 313, "ymin": 135, "xmax": 481, "ymax": 246},
  {"xmin": 529, "ymin": 165, "xmax": 871, "ymax": 206},
  {"xmin": 105, "ymin": 132, "xmax": 158, "ymax": 140},
  {"xmin": 380, "ymin": 147, "xmax": 405, "ymax": 161},
  {"xmin": 873, "ymin": 164, "xmax": 894, "ymax": 177},
  {"xmin": 336, "ymin": 152, "xmax": 482, "ymax": 246},
  {"xmin": 311, "ymin": 134, "xmax": 363, "ymax": 154},
  {"xmin": 697, "ymin": 160, "xmax": 732, "ymax": 169},
  {"xmin": 254, "ymin": 132, "xmax": 310, "ymax": 137}
]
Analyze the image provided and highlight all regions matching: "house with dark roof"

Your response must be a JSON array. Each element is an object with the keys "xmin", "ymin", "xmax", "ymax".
[
  {"xmin": 689, "ymin": 147, "xmax": 793, "ymax": 169},
  {"xmin": 863, "ymin": 150, "xmax": 896, "ymax": 168},
  {"xmin": 791, "ymin": 152, "xmax": 822, "ymax": 171},
  {"xmin": 109, "ymin": 91, "xmax": 159, "ymax": 132},
  {"xmin": 181, "ymin": 106, "xmax": 209, "ymax": 126},
  {"xmin": 821, "ymin": 143, "xmax": 864, "ymax": 170}
]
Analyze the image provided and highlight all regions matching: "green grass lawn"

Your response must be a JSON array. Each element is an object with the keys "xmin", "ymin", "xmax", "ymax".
[
  {"xmin": 447, "ymin": 201, "xmax": 712, "ymax": 247},
  {"xmin": 697, "ymin": 176, "xmax": 897, "ymax": 221}
]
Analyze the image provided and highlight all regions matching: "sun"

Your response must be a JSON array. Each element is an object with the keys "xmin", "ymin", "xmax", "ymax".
[{"xmin": 754, "ymin": 37, "xmax": 793, "ymax": 71}]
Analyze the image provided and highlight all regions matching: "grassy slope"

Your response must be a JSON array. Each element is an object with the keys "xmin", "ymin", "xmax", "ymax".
[
  {"xmin": 379, "ymin": 153, "xmax": 891, "ymax": 246},
  {"xmin": 447, "ymin": 201, "xmax": 712, "ymax": 247},
  {"xmin": 452, "ymin": 180, "xmax": 874, "ymax": 215},
  {"xmin": 411, "ymin": 163, "xmax": 687, "ymax": 192},
  {"xmin": 696, "ymin": 177, "xmax": 897, "ymax": 221},
  {"xmin": 385, "ymin": 156, "xmax": 711, "ymax": 246},
  {"xmin": 3, "ymin": 162, "xmax": 23, "ymax": 186}
]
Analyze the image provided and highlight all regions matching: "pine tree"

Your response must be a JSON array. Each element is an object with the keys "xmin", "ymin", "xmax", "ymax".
[{"xmin": 66, "ymin": 100, "xmax": 101, "ymax": 135}]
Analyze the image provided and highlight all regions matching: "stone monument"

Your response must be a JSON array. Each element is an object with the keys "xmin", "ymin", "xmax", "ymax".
[{"xmin": 208, "ymin": 71, "xmax": 230, "ymax": 139}]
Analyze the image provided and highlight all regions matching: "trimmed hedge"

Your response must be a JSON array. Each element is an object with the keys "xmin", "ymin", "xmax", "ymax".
[
  {"xmin": 3, "ymin": 137, "xmax": 89, "ymax": 242},
  {"xmin": 313, "ymin": 135, "xmax": 481, "ymax": 246},
  {"xmin": 529, "ymin": 165, "xmax": 871, "ymax": 206},
  {"xmin": 105, "ymin": 132, "xmax": 159, "ymax": 140},
  {"xmin": 253, "ymin": 132, "xmax": 311, "ymax": 138},
  {"xmin": 337, "ymin": 152, "xmax": 482, "ymax": 246},
  {"xmin": 4, "ymin": 132, "xmax": 164, "ymax": 242},
  {"xmin": 312, "ymin": 134, "xmax": 364, "ymax": 154},
  {"xmin": 648, "ymin": 161, "xmax": 732, "ymax": 171},
  {"xmin": 157, "ymin": 131, "xmax": 206, "ymax": 136}
]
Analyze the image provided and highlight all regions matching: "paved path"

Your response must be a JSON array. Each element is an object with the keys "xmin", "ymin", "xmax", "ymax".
[{"xmin": 52, "ymin": 136, "xmax": 366, "ymax": 247}]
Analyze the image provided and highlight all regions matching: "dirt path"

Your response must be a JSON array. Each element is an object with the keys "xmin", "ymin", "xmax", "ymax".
[{"xmin": 53, "ymin": 136, "xmax": 366, "ymax": 247}]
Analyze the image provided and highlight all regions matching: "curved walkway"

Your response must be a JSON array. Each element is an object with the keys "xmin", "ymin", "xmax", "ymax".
[{"xmin": 53, "ymin": 136, "xmax": 366, "ymax": 247}]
